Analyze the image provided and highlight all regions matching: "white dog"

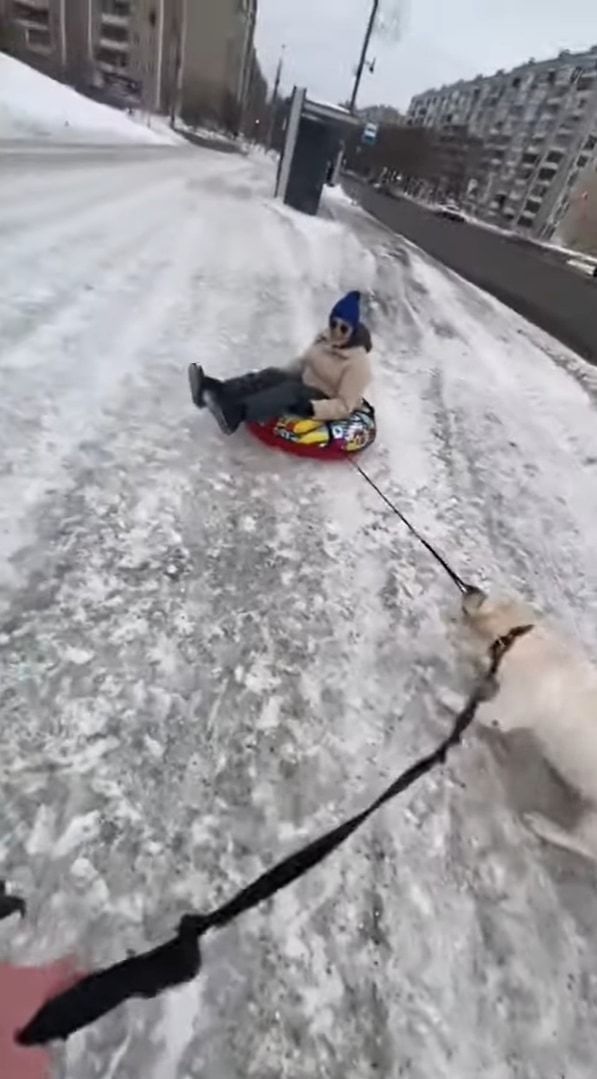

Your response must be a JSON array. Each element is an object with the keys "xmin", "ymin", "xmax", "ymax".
[{"xmin": 463, "ymin": 589, "xmax": 597, "ymax": 864}]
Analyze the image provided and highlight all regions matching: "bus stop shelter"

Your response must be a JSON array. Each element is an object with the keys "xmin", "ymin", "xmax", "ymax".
[{"xmin": 276, "ymin": 90, "xmax": 361, "ymax": 216}]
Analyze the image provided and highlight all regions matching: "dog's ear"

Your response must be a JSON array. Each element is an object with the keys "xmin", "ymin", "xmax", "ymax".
[{"xmin": 462, "ymin": 586, "xmax": 487, "ymax": 617}]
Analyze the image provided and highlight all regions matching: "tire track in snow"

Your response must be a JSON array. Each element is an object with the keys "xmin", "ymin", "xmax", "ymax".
[
  {"xmin": 0, "ymin": 174, "xmax": 209, "ymax": 595},
  {"xmin": 0, "ymin": 190, "xmax": 226, "ymax": 950},
  {"xmin": 0, "ymin": 180, "xmax": 183, "ymax": 352},
  {"xmin": 0, "ymin": 170, "xmax": 183, "ymax": 311}
]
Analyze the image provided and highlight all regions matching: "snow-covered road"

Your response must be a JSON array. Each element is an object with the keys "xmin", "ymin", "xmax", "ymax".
[{"xmin": 2, "ymin": 145, "xmax": 597, "ymax": 1079}]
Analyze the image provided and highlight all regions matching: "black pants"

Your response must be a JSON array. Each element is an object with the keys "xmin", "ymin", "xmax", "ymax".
[{"xmin": 211, "ymin": 368, "xmax": 327, "ymax": 423}]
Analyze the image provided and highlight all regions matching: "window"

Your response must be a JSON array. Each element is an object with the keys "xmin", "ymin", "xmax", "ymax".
[
  {"xmin": 522, "ymin": 151, "xmax": 539, "ymax": 164},
  {"xmin": 518, "ymin": 214, "xmax": 534, "ymax": 228},
  {"xmin": 101, "ymin": 22, "xmax": 128, "ymax": 43},
  {"xmin": 102, "ymin": 0, "xmax": 131, "ymax": 14},
  {"xmin": 577, "ymin": 155, "xmax": 589, "ymax": 169},
  {"xmin": 13, "ymin": 2, "xmax": 49, "ymax": 26},
  {"xmin": 537, "ymin": 166, "xmax": 556, "ymax": 181},
  {"xmin": 546, "ymin": 150, "xmax": 563, "ymax": 164},
  {"xmin": 524, "ymin": 198, "xmax": 541, "ymax": 213},
  {"xmin": 97, "ymin": 46, "xmax": 128, "ymax": 69},
  {"xmin": 27, "ymin": 26, "xmax": 51, "ymax": 52},
  {"xmin": 584, "ymin": 135, "xmax": 597, "ymax": 151},
  {"xmin": 578, "ymin": 76, "xmax": 595, "ymax": 92}
]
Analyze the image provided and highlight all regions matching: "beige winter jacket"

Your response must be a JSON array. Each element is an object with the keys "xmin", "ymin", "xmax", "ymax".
[{"xmin": 296, "ymin": 329, "xmax": 372, "ymax": 422}]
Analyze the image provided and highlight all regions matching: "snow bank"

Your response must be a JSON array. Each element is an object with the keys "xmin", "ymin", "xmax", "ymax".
[
  {"xmin": 0, "ymin": 53, "xmax": 179, "ymax": 145},
  {"xmin": 323, "ymin": 183, "xmax": 358, "ymax": 208}
]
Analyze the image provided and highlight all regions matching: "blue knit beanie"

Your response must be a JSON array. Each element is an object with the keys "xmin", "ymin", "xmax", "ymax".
[{"xmin": 330, "ymin": 290, "xmax": 361, "ymax": 329}]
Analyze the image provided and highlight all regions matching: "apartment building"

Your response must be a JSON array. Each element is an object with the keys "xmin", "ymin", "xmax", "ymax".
[
  {"xmin": 0, "ymin": 0, "xmax": 257, "ymax": 126},
  {"xmin": 0, "ymin": 0, "xmax": 70, "ymax": 78},
  {"xmin": 557, "ymin": 168, "xmax": 597, "ymax": 255},
  {"xmin": 406, "ymin": 46, "xmax": 597, "ymax": 239},
  {"xmin": 0, "ymin": 0, "xmax": 174, "ymax": 107},
  {"xmin": 180, "ymin": 0, "xmax": 257, "ymax": 129},
  {"xmin": 88, "ymin": 0, "xmax": 178, "ymax": 110}
]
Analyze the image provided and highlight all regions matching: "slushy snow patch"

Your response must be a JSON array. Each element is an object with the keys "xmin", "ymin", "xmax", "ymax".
[{"xmin": 0, "ymin": 52, "xmax": 179, "ymax": 145}]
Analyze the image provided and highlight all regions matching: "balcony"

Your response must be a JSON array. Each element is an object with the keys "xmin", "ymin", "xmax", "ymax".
[
  {"xmin": 101, "ymin": 13, "xmax": 129, "ymax": 29},
  {"xmin": 26, "ymin": 26, "xmax": 52, "ymax": 54},
  {"xmin": 98, "ymin": 42, "xmax": 127, "ymax": 55},
  {"xmin": 99, "ymin": 37, "xmax": 129, "ymax": 54},
  {"xmin": 13, "ymin": 0, "xmax": 49, "ymax": 10},
  {"xmin": 96, "ymin": 45, "xmax": 130, "ymax": 72},
  {"xmin": 101, "ymin": 0, "xmax": 130, "ymax": 14},
  {"xmin": 13, "ymin": 1, "xmax": 49, "ymax": 28}
]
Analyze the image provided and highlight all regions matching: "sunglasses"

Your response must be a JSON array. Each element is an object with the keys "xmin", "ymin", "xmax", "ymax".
[{"xmin": 330, "ymin": 317, "xmax": 352, "ymax": 335}]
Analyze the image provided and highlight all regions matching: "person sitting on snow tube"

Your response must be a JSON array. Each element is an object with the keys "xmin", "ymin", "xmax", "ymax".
[{"xmin": 188, "ymin": 291, "xmax": 373, "ymax": 435}]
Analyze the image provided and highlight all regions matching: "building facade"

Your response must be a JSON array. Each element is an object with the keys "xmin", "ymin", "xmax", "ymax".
[
  {"xmin": 0, "ymin": 0, "xmax": 69, "ymax": 80},
  {"xmin": 406, "ymin": 46, "xmax": 597, "ymax": 239},
  {"xmin": 557, "ymin": 168, "xmax": 597, "ymax": 255},
  {"xmin": 0, "ymin": 0, "xmax": 257, "ymax": 127},
  {"xmin": 87, "ymin": 0, "xmax": 177, "ymax": 112},
  {"xmin": 179, "ymin": 0, "xmax": 257, "ymax": 130}
]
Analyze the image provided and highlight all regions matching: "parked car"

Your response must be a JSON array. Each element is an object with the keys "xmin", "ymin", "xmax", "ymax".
[{"xmin": 435, "ymin": 201, "xmax": 465, "ymax": 222}]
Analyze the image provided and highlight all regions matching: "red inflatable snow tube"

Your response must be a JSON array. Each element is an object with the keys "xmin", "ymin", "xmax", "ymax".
[{"xmin": 247, "ymin": 401, "xmax": 376, "ymax": 460}]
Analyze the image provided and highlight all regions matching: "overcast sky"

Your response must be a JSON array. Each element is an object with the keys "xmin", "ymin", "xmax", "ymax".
[{"xmin": 255, "ymin": 0, "xmax": 597, "ymax": 110}]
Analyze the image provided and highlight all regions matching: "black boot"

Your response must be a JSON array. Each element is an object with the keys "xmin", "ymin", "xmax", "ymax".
[
  {"xmin": 188, "ymin": 363, "xmax": 206, "ymax": 408},
  {"xmin": 204, "ymin": 387, "xmax": 245, "ymax": 435}
]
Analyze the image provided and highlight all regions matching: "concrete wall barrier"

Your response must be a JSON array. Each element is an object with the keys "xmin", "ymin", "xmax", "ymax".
[{"xmin": 347, "ymin": 180, "xmax": 597, "ymax": 366}]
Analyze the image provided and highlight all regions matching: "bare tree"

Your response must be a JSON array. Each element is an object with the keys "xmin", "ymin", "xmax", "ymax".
[
  {"xmin": 344, "ymin": 124, "xmax": 435, "ymax": 180},
  {"xmin": 344, "ymin": 119, "xmax": 483, "ymax": 202},
  {"xmin": 374, "ymin": 0, "xmax": 408, "ymax": 42}
]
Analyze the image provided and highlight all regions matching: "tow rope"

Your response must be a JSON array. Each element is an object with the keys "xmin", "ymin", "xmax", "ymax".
[
  {"xmin": 17, "ymin": 624, "xmax": 532, "ymax": 1047},
  {"xmin": 351, "ymin": 460, "xmax": 475, "ymax": 596}
]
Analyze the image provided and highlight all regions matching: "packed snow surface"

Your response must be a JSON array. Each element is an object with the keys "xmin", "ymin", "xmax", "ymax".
[{"xmin": 1, "ymin": 143, "xmax": 597, "ymax": 1078}]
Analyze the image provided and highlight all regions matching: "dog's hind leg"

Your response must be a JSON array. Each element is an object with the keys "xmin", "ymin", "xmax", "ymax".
[{"xmin": 524, "ymin": 808, "xmax": 597, "ymax": 864}]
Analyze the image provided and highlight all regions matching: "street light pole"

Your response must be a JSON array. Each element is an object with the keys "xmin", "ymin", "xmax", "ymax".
[
  {"xmin": 267, "ymin": 45, "xmax": 285, "ymax": 149},
  {"xmin": 169, "ymin": 0, "xmax": 187, "ymax": 129},
  {"xmin": 349, "ymin": 0, "xmax": 380, "ymax": 113}
]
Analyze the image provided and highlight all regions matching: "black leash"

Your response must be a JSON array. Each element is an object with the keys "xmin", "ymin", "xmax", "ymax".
[
  {"xmin": 18, "ymin": 624, "xmax": 533, "ymax": 1048},
  {"xmin": 0, "ymin": 880, "xmax": 25, "ymax": 922},
  {"xmin": 351, "ymin": 460, "xmax": 474, "ymax": 596}
]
